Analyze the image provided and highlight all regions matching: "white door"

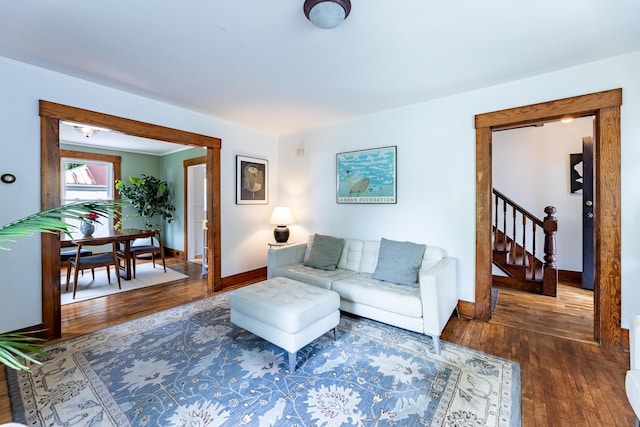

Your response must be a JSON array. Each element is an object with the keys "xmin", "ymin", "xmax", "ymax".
[{"xmin": 187, "ymin": 164, "xmax": 206, "ymax": 262}]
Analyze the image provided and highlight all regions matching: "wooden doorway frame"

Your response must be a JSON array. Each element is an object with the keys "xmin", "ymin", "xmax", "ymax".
[
  {"xmin": 474, "ymin": 89, "xmax": 622, "ymax": 348},
  {"xmin": 39, "ymin": 100, "xmax": 223, "ymax": 339}
]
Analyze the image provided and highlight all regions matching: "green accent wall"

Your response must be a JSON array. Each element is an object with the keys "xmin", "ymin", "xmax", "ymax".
[{"xmin": 161, "ymin": 147, "xmax": 207, "ymax": 251}]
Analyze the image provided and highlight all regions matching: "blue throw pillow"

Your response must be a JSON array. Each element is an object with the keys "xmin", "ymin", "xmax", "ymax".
[
  {"xmin": 372, "ymin": 238, "xmax": 426, "ymax": 286},
  {"xmin": 303, "ymin": 234, "xmax": 345, "ymax": 271}
]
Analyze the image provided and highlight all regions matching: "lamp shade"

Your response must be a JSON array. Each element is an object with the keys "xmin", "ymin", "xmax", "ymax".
[
  {"xmin": 269, "ymin": 207, "xmax": 295, "ymax": 226},
  {"xmin": 304, "ymin": 0, "xmax": 351, "ymax": 29}
]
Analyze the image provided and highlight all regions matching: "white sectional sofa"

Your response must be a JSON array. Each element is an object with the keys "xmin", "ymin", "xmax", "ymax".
[{"xmin": 267, "ymin": 235, "xmax": 458, "ymax": 354}]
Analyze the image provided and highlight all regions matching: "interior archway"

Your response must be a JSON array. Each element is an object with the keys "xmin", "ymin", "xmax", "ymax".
[
  {"xmin": 39, "ymin": 100, "xmax": 222, "ymax": 339},
  {"xmin": 473, "ymin": 89, "xmax": 622, "ymax": 348}
]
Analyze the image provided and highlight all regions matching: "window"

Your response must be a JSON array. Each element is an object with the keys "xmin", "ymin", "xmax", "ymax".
[{"xmin": 60, "ymin": 150, "xmax": 121, "ymax": 235}]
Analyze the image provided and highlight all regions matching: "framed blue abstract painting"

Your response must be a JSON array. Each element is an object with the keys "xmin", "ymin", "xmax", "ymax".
[{"xmin": 336, "ymin": 146, "xmax": 397, "ymax": 204}]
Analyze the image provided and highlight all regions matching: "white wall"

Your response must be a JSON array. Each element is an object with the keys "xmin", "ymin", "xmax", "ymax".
[
  {"xmin": 278, "ymin": 51, "xmax": 640, "ymax": 328},
  {"xmin": 493, "ymin": 117, "xmax": 594, "ymax": 272},
  {"xmin": 0, "ymin": 57, "xmax": 278, "ymax": 333}
]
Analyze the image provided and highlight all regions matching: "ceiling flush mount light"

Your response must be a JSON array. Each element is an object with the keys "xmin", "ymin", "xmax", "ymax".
[
  {"xmin": 74, "ymin": 126, "xmax": 100, "ymax": 138},
  {"xmin": 62, "ymin": 121, "xmax": 112, "ymax": 138},
  {"xmin": 304, "ymin": 0, "xmax": 351, "ymax": 29}
]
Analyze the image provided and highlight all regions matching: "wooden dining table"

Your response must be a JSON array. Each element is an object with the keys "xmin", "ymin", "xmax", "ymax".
[{"xmin": 62, "ymin": 228, "xmax": 157, "ymax": 280}]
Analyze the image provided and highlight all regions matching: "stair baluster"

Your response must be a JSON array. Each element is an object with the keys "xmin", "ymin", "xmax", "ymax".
[
  {"xmin": 510, "ymin": 206, "xmax": 517, "ymax": 263},
  {"xmin": 531, "ymin": 222, "xmax": 538, "ymax": 280},
  {"xmin": 521, "ymin": 213, "xmax": 527, "ymax": 267}
]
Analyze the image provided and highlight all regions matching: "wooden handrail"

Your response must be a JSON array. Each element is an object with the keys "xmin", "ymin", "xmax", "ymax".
[{"xmin": 493, "ymin": 188, "xmax": 543, "ymax": 227}]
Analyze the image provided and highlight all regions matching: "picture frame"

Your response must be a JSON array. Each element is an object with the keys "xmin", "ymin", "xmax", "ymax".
[
  {"xmin": 336, "ymin": 146, "xmax": 397, "ymax": 204},
  {"xmin": 569, "ymin": 152, "xmax": 583, "ymax": 194},
  {"xmin": 236, "ymin": 155, "xmax": 268, "ymax": 204}
]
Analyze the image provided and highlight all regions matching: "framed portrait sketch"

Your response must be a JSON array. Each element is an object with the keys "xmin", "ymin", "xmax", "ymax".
[
  {"xmin": 569, "ymin": 152, "xmax": 583, "ymax": 194},
  {"xmin": 336, "ymin": 146, "xmax": 397, "ymax": 204},
  {"xmin": 236, "ymin": 155, "xmax": 268, "ymax": 204}
]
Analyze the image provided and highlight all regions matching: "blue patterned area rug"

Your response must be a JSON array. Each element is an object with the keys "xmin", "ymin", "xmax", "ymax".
[{"xmin": 7, "ymin": 293, "xmax": 521, "ymax": 426}]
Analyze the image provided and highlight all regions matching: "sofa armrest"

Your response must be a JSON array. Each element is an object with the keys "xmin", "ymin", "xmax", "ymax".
[
  {"xmin": 267, "ymin": 243, "xmax": 308, "ymax": 279},
  {"xmin": 418, "ymin": 257, "xmax": 458, "ymax": 337}
]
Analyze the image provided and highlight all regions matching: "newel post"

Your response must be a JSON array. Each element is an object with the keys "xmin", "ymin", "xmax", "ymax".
[{"xmin": 542, "ymin": 206, "xmax": 558, "ymax": 297}]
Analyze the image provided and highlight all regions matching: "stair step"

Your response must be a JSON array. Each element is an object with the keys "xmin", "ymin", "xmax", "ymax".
[{"xmin": 495, "ymin": 262, "xmax": 543, "ymax": 281}]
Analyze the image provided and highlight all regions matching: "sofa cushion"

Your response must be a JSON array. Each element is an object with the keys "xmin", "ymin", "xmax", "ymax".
[
  {"xmin": 359, "ymin": 240, "xmax": 381, "ymax": 274},
  {"xmin": 332, "ymin": 273, "xmax": 423, "ymax": 318},
  {"xmin": 304, "ymin": 234, "xmax": 345, "ymax": 270},
  {"xmin": 337, "ymin": 239, "xmax": 364, "ymax": 272},
  {"xmin": 372, "ymin": 238, "xmax": 426, "ymax": 286},
  {"xmin": 270, "ymin": 263, "xmax": 357, "ymax": 289},
  {"xmin": 303, "ymin": 234, "xmax": 315, "ymax": 262}
]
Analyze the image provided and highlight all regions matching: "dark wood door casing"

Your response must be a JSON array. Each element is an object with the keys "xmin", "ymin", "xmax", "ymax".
[
  {"xmin": 474, "ymin": 89, "xmax": 622, "ymax": 349},
  {"xmin": 40, "ymin": 100, "xmax": 223, "ymax": 339}
]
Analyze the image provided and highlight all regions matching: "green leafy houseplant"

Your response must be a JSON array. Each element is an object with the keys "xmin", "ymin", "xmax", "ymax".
[
  {"xmin": 115, "ymin": 174, "xmax": 175, "ymax": 229},
  {"xmin": 0, "ymin": 200, "xmax": 122, "ymax": 370}
]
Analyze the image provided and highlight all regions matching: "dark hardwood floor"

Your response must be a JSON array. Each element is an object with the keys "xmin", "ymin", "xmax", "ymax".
[
  {"xmin": 455, "ymin": 283, "xmax": 634, "ymax": 426},
  {"xmin": 491, "ymin": 283, "xmax": 595, "ymax": 343},
  {"xmin": 1, "ymin": 261, "xmax": 634, "ymax": 426}
]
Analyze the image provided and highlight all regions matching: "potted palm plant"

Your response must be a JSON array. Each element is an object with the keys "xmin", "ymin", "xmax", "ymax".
[
  {"xmin": 0, "ymin": 200, "xmax": 122, "ymax": 370},
  {"xmin": 115, "ymin": 174, "xmax": 175, "ymax": 229}
]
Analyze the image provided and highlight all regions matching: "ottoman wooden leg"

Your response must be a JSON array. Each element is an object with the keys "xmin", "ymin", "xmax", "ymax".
[
  {"xmin": 232, "ymin": 324, "xmax": 237, "ymax": 339},
  {"xmin": 334, "ymin": 326, "xmax": 339, "ymax": 340}
]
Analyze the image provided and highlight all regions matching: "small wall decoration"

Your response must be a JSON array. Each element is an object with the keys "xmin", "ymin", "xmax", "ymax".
[
  {"xmin": 0, "ymin": 173, "xmax": 16, "ymax": 184},
  {"xmin": 236, "ymin": 155, "xmax": 268, "ymax": 204},
  {"xmin": 570, "ymin": 153, "xmax": 583, "ymax": 194},
  {"xmin": 336, "ymin": 146, "xmax": 397, "ymax": 204}
]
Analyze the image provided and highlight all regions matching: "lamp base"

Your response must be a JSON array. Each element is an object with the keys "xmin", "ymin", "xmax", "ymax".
[{"xmin": 273, "ymin": 226, "xmax": 290, "ymax": 243}]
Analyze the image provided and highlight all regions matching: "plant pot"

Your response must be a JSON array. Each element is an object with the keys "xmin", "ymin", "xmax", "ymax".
[{"xmin": 80, "ymin": 221, "xmax": 95, "ymax": 237}]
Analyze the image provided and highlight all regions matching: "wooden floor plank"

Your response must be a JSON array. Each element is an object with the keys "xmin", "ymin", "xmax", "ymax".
[
  {"xmin": 491, "ymin": 284, "xmax": 595, "ymax": 343},
  {"xmin": 0, "ymin": 262, "xmax": 635, "ymax": 425}
]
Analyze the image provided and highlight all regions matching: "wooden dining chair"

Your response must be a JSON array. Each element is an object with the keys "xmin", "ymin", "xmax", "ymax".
[
  {"xmin": 130, "ymin": 230, "xmax": 166, "ymax": 278},
  {"xmin": 66, "ymin": 237, "xmax": 122, "ymax": 299},
  {"xmin": 60, "ymin": 247, "xmax": 92, "ymax": 272},
  {"xmin": 61, "ymin": 246, "xmax": 94, "ymax": 283}
]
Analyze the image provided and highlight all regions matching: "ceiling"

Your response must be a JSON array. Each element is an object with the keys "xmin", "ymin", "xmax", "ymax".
[
  {"xmin": 59, "ymin": 122, "xmax": 190, "ymax": 156},
  {"xmin": 1, "ymin": 1, "xmax": 639, "ymax": 138}
]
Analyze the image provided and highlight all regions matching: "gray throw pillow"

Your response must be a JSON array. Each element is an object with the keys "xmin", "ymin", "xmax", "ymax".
[
  {"xmin": 303, "ymin": 234, "xmax": 345, "ymax": 271},
  {"xmin": 372, "ymin": 238, "xmax": 427, "ymax": 286}
]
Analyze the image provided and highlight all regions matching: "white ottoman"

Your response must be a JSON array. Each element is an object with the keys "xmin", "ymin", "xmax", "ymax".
[
  {"xmin": 230, "ymin": 277, "xmax": 340, "ymax": 372},
  {"xmin": 627, "ymin": 370, "xmax": 640, "ymax": 426}
]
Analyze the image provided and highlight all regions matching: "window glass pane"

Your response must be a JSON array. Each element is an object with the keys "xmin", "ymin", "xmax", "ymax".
[{"xmin": 61, "ymin": 158, "xmax": 113, "ymax": 234}]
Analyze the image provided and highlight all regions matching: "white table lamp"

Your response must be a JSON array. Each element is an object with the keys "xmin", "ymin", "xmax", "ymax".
[{"xmin": 269, "ymin": 207, "xmax": 295, "ymax": 243}]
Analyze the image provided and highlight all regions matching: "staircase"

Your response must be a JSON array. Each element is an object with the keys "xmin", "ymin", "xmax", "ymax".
[
  {"xmin": 492, "ymin": 189, "xmax": 558, "ymax": 297},
  {"xmin": 493, "ymin": 229, "xmax": 544, "ymax": 292}
]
